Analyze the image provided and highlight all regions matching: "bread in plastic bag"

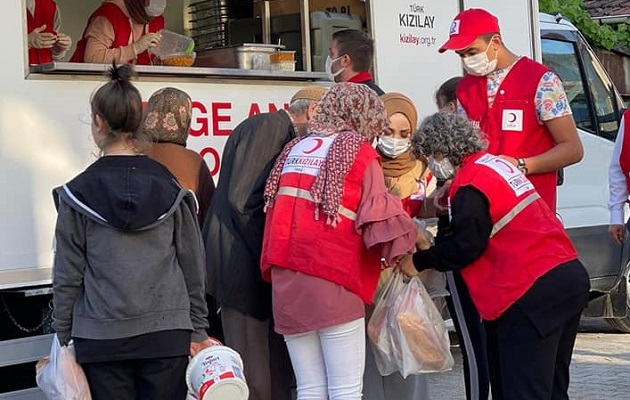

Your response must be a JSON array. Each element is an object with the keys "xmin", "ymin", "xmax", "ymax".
[
  {"xmin": 36, "ymin": 335, "xmax": 92, "ymax": 400},
  {"xmin": 366, "ymin": 272, "xmax": 406, "ymax": 376},
  {"xmin": 390, "ymin": 275, "xmax": 454, "ymax": 377}
]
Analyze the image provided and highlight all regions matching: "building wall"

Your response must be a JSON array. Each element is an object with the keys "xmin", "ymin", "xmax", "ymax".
[{"xmin": 595, "ymin": 47, "xmax": 630, "ymax": 99}]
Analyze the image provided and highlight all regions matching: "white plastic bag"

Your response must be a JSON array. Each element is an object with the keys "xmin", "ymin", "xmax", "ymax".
[
  {"xmin": 36, "ymin": 335, "xmax": 92, "ymax": 400},
  {"xmin": 367, "ymin": 272, "xmax": 406, "ymax": 376},
  {"xmin": 390, "ymin": 276, "xmax": 454, "ymax": 377}
]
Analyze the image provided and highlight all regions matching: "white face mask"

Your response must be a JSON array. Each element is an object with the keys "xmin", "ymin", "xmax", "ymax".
[
  {"xmin": 463, "ymin": 39, "xmax": 498, "ymax": 76},
  {"xmin": 377, "ymin": 136, "xmax": 410, "ymax": 159},
  {"xmin": 325, "ymin": 55, "xmax": 344, "ymax": 81},
  {"xmin": 146, "ymin": 0, "xmax": 167, "ymax": 17},
  {"xmin": 428, "ymin": 156, "xmax": 455, "ymax": 181}
]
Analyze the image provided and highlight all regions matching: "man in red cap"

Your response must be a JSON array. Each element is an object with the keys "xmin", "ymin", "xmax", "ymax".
[
  {"xmin": 439, "ymin": 8, "xmax": 583, "ymax": 214},
  {"xmin": 436, "ymin": 8, "xmax": 585, "ymax": 400}
]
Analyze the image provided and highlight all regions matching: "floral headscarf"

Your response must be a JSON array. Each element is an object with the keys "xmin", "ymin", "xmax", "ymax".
[
  {"xmin": 264, "ymin": 83, "xmax": 389, "ymax": 225},
  {"xmin": 143, "ymin": 87, "xmax": 192, "ymax": 146}
]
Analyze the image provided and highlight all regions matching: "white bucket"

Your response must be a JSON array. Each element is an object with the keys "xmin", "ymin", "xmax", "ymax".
[{"xmin": 186, "ymin": 345, "xmax": 249, "ymax": 400}]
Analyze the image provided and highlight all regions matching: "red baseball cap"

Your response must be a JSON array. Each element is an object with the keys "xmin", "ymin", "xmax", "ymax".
[{"xmin": 438, "ymin": 8, "xmax": 500, "ymax": 53}]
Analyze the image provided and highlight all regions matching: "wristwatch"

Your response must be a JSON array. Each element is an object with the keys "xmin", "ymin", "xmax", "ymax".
[{"xmin": 517, "ymin": 158, "xmax": 528, "ymax": 175}]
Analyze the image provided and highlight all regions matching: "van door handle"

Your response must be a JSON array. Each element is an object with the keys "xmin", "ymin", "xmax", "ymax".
[{"xmin": 557, "ymin": 168, "xmax": 564, "ymax": 186}]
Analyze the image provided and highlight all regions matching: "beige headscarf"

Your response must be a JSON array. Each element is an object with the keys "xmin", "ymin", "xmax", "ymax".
[{"xmin": 143, "ymin": 87, "xmax": 192, "ymax": 146}]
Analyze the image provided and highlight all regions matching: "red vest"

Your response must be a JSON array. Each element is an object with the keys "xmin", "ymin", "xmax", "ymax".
[
  {"xmin": 450, "ymin": 152, "xmax": 577, "ymax": 320},
  {"xmin": 70, "ymin": 2, "xmax": 164, "ymax": 65},
  {"xmin": 261, "ymin": 136, "xmax": 382, "ymax": 304},
  {"xmin": 457, "ymin": 57, "xmax": 558, "ymax": 212},
  {"xmin": 618, "ymin": 111, "xmax": 630, "ymax": 195},
  {"xmin": 27, "ymin": 0, "xmax": 57, "ymax": 65}
]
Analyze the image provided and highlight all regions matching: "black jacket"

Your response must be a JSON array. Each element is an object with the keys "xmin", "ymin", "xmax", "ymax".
[
  {"xmin": 361, "ymin": 79, "xmax": 385, "ymax": 95},
  {"xmin": 203, "ymin": 110, "xmax": 296, "ymax": 320}
]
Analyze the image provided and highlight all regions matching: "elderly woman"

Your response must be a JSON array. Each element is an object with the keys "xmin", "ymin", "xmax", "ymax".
[
  {"xmin": 144, "ymin": 87, "xmax": 215, "ymax": 226},
  {"xmin": 261, "ymin": 83, "xmax": 418, "ymax": 400},
  {"xmin": 399, "ymin": 112, "xmax": 590, "ymax": 400}
]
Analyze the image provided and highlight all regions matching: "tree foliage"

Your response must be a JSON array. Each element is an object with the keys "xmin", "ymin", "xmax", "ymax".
[{"xmin": 539, "ymin": 0, "xmax": 630, "ymax": 50}]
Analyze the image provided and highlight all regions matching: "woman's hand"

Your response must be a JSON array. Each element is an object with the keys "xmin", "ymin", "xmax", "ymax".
[
  {"xmin": 394, "ymin": 254, "xmax": 418, "ymax": 277},
  {"xmin": 190, "ymin": 338, "xmax": 214, "ymax": 357},
  {"xmin": 431, "ymin": 180, "xmax": 451, "ymax": 212},
  {"xmin": 133, "ymin": 32, "xmax": 162, "ymax": 55}
]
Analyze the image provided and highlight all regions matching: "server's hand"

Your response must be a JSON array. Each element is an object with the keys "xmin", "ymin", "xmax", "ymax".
[
  {"xmin": 28, "ymin": 24, "xmax": 57, "ymax": 49},
  {"xmin": 53, "ymin": 32, "xmax": 72, "ymax": 52},
  {"xmin": 133, "ymin": 32, "xmax": 162, "ymax": 55}
]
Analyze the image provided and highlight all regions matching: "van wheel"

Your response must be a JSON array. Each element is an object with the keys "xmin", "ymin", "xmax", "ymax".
[{"xmin": 605, "ymin": 278, "xmax": 630, "ymax": 333}]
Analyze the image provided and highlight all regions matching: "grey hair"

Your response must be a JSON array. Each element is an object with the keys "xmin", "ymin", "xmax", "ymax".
[
  {"xmin": 411, "ymin": 112, "xmax": 487, "ymax": 166},
  {"xmin": 288, "ymin": 99, "xmax": 313, "ymax": 117}
]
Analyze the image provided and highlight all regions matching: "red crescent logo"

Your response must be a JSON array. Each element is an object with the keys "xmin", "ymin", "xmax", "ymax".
[
  {"xmin": 303, "ymin": 138, "xmax": 324, "ymax": 154},
  {"xmin": 508, "ymin": 112, "xmax": 517, "ymax": 123},
  {"xmin": 494, "ymin": 158, "xmax": 515, "ymax": 173}
]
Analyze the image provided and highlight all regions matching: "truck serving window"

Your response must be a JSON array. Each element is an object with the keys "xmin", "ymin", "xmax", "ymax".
[{"xmin": 25, "ymin": 0, "xmax": 366, "ymax": 81}]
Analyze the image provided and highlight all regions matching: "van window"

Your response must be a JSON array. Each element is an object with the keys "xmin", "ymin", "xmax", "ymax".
[
  {"xmin": 579, "ymin": 43, "xmax": 620, "ymax": 140},
  {"xmin": 542, "ymin": 37, "xmax": 619, "ymax": 141},
  {"xmin": 541, "ymin": 39, "xmax": 595, "ymax": 134}
]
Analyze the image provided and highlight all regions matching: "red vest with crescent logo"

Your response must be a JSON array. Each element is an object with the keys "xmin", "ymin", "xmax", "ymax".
[
  {"xmin": 27, "ymin": 0, "xmax": 57, "ymax": 65},
  {"xmin": 457, "ymin": 57, "xmax": 558, "ymax": 212},
  {"xmin": 618, "ymin": 111, "xmax": 630, "ymax": 195},
  {"xmin": 261, "ymin": 136, "xmax": 382, "ymax": 304},
  {"xmin": 70, "ymin": 2, "xmax": 164, "ymax": 65},
  {"xmin": 450, "ymin": 152, "xmax": 577, "ymax": 320}
]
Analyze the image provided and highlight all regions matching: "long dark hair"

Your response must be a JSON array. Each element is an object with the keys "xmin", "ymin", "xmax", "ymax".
[
  {"xmin": 125, "ymin": 0, "xmax": 151, "ymax": 25},
  {"xmin": 91, "ymin": 64, "xmax": 150, "ymax": 151}
]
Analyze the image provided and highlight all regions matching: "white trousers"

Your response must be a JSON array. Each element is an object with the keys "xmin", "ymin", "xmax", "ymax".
[{"xmin": 284, "ymin": 318, "xmax": 365, "ymax": 400}]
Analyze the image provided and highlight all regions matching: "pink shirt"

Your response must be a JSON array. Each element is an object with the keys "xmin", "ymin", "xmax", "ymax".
[{"xmin": 271, "ymin": 160, "xmax": 418, "ymax": 335}]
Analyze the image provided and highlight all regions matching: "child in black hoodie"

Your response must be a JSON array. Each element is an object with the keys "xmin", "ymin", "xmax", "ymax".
[{"xmin": 52, "ymin": 64, "xmax": 211, "ymax": 400}]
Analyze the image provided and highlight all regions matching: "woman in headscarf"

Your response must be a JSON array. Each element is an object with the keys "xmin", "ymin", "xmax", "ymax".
[
  {"xmin": 363, "ymin": 92, "xmax": 434, "ymax": 400},
  {"xmin": 144, "ymin": 87, "xmax": 215, "ymax": 226},
  {"xmin": 71, "ymin": 0, "xmax": 165, "ymax": 65},
  {"xmin": 260, "ymin": 83, "xmax": 418, "ymax": 400}
]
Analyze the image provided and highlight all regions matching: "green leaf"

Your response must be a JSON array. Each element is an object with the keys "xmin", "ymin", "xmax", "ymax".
[{"xmin": 539, "ymin": 0, "xmax": 630, "ymax": 50}]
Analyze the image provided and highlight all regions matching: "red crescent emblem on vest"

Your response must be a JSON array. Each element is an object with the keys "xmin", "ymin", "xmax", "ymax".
[
  {"xmin": 508, "ymin": 112, "xmax": 517, "ymax": 123},
  {"xmin": 494, "ymin": 158, "xmax": 515, "ymax": 173},
  {"xmin": 303, "ymin": 138, "xmax": 324, "ymax": 154}
]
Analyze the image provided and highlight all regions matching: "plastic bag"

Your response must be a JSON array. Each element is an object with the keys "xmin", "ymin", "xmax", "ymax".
[
  {"xmin": 413, "ymin": 218, "xmax": 449, "ymax": 298},
  {"xmin": 390, "ymin": 276, "xmax": 454, "ymax": 377},
  {"xmin": 36, "ymin": 335, "xmax": 92, "ymax": 400},
  {"xmin": 367, "ymin": 272, "xmax": 406, "ymax": 376}
]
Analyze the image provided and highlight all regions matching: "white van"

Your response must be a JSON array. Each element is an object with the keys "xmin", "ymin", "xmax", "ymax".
[{"xmin": 0, "ymin": 1, "xmax": 627, "ymax": 398}]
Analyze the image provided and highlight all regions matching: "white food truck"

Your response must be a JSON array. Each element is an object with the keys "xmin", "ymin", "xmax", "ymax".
[{"xmin": 0, "ymin": 0, "xmax": 627, "ymax": 398}]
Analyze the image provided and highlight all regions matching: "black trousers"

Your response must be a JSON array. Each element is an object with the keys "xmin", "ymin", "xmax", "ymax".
[
  {"xmin": 445, "ymin": 270, "xmax": 491, "ymax": 400},
  {"xmin": 81, "ymin": 356, "xmax": 189, "ymax": 400},
  {"xmin": 485, "ymin": 306, "xmax": 581, "ymax": 400}
]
